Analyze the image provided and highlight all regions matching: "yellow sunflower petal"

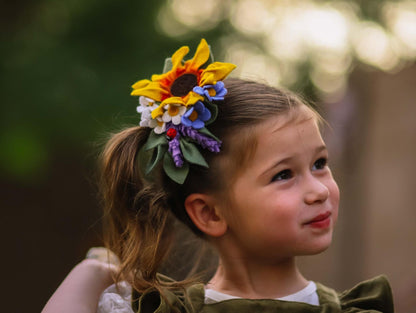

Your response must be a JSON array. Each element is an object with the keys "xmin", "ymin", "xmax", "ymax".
[
  {"xmin": 171, "ymin": 45, "xmax": 189, "ymax": 69},
  {"xmin": 200, "ymin": 62, "xmax": 237, "ymax": 86},
  {"xmin": 185, "ymin": 92, "xmax": 204, "ymax": 106},
  {"xmin": 131, "ymin": 79, "xmax": 168, "ymax": 101},
  {"xmin": 160, "ymin": 96, "xmax": 186, "ymax": 106},
  {"xmin": 185, "ymin": 39, "xmax": 210, "ymax": 71},
  {"xmin": 151, "ymin": 103, "xmax": 165, "ymax": 119},
  {"xmin": 131, "ymin": 79, "xmax": 150, "ymax": 90},
  {"xmin": 150, "ymin": 73, "xmax": 165, "ymax": 82},
  {"xmin": 149, "ymin": 46, "xmax": 190, "ymax": 83}
]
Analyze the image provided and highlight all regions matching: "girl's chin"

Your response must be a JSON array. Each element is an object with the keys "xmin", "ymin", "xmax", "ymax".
[
  {"xmin": 300, "ymin": 236, "xmax": 334, "ymax": 256},
  {"xmin": 310, "ymin": 244, "xmax": 331, "ymax": 255}
]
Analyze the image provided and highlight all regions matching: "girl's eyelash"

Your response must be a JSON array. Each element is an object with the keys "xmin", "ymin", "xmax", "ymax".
[
  {"xmin": 271, "ymin": 169, "xmax": 293, "ymax": 182},
  {"xmin": 313, "ymin": 157, "xmax": 328, "ymax": 170},
  {"xmin": 271, "ymin": 157, "xmax": 328, "ymax": 182},
  {"xmin": 271, "ymin": 157, "xmax": 329, "ymax": 182}
]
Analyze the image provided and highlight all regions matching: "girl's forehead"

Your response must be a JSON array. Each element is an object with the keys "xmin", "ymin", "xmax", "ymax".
[
  {"xmin": 260, "ymin": 105, "xmax": 319, "ymax": 133},
  {"xmin": 246, "ymin": 111, "xmax": 324, "ymax": 174},
  {"xmin": 218, "ymin": 105, "xmax": 319, "ymax": 184}
]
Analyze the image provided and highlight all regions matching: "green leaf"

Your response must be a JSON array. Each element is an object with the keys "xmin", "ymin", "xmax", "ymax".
[
  {"xmin": 144, "ymin": 131, "xmax": 168, "ymax": 151},
  {"xmin": 146, "ymin": 144, "xmax": 167, "ymax": 174},
  {"xmin": 198, "ymin": 127, "xmax": 221, "ymax": 142},
  {"xmin": 209, "ymin": 45, "xmax": 214, "ymax": 63},
  {"xmin": 163, "ymin": 153, "xmax": 189, "ymax": 184},
  {"xmin": 180, "ymin": 139, "xmax": 209, "ymax": 168},
  {"xmin": 204, "ymin": 101, "xmax": 218, "ymax": 126},
  {"xmin": 163, "ymin": 57, "xmax": 173, "ymax": 73}
]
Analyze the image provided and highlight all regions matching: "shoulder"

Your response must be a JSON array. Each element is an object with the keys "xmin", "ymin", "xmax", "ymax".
[{"xmin": 317, "ymin": 275, "xmax": 394, "ymax": 313}]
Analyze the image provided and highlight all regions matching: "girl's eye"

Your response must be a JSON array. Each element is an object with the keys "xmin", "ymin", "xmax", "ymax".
[
  {"xmin": 271, "ymin": 169, "xmax": 293, "ymax": 182},
  {"xmin": 312, "ymin": 158, "xmax": 328, "ymax": 170}
]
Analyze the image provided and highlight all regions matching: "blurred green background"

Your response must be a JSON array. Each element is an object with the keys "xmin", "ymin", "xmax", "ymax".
[{"xmin": 1, "ymin": 0, "xmax": 415, "ymax": 312}]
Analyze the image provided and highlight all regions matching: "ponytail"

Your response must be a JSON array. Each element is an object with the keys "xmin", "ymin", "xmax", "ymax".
[{"xmin": 99, "ymin": 126, "xmax": 177, "ymax": 293}]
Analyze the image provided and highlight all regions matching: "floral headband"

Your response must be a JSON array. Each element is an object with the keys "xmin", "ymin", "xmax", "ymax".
[{"xmin": 131, "ymin": 39, "xmax": 236, "ymax": 184}]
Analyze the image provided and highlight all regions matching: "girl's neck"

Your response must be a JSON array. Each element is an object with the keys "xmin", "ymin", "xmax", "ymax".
[{"xmin": 206, "ymin": 256, "xmax": 308, "ymax": 299}]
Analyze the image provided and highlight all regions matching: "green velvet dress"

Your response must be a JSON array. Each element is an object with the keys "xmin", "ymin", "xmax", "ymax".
[{"xmin": 132, "ymin": 275, "xmax": 394, "ymax": 313}]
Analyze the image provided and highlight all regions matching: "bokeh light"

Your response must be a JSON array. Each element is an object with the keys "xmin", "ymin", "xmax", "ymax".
[
  {"xmin": 157, "ymin": 0, "xmax": 222, "ymax": 37},
  {"xmin": 157, "ymin": 0, "xmax": 416, "ymax": 100}
]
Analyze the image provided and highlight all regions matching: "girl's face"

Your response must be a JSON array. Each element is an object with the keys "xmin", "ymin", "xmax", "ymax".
[{"xmin": 220, "ymin": 108, "xmax": 339, "ymax": 263}]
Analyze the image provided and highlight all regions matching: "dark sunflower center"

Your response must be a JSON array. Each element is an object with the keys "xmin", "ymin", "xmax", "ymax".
[{"xmin": 170, "ymin": 73, "xmax": 198, "ymax": 97}]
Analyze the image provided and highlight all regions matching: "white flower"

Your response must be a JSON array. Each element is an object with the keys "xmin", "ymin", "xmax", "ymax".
[
  {"xmin": 161, "ymin": 103, "xmax": 187, "ymax": 125},
  {"xmin": 138, "ymin": 96, "xmax": 157, "ymax": 110},
  {"xmin": 139, "ymin": 110, "xmax": 158, "ymax": 128},
  {"xmin": 137, "ymin": 96, "xmax": 158, "ymax": 128},
  {"xmin": 153, "ymin": 117, "xmax": 166, "ymax": 134}
]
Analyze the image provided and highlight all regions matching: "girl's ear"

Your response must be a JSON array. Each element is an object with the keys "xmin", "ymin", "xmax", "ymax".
[{"xmin": 184, "ymin": 193, "xmax": 227, "ymax": 237}]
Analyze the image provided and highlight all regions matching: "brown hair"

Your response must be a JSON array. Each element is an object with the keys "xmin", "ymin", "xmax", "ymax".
[{"xmin": 99, "ymin": 78, "xmax": 316, "ymax": 297}]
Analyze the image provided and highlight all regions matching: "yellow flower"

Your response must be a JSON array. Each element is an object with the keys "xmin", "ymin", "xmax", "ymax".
[{"xmin": 130, "ymin": 39, "xmax": 236, "ymax": 119}]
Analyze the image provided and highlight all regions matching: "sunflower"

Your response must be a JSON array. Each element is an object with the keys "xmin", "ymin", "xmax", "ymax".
[{"xmin": 130, "ymin": 39, "xmax": 236, "ymax": 120}]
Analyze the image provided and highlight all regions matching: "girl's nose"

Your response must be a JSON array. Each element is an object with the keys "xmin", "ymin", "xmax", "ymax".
[{"xmin": 304, "ymin": 175, "xmax": 330, "ymax": 204}]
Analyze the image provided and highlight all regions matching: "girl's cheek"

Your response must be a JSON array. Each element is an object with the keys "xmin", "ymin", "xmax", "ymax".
[
  {"xmin": 329, "ymin": 180, "xmax": 340, "ymax": 226},
  {"xmin": 331, "ymin": 180, "xmax": 340, "ymax": 205}
]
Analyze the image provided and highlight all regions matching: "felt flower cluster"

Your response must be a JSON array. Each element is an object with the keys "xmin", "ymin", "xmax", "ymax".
[{"xmin": 131, "ymin": 39, "xmax": 236, "ymax": 184}]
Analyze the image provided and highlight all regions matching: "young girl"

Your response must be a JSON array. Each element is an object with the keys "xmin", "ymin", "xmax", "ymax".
[{"xmin": 42, "ymin": 39, "xmax": 394, "ymax": 313}]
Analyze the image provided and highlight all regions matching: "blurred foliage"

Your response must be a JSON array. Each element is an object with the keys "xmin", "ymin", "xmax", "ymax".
[
  {"xmin": 0, "ymin": 0, "xmax": 192, "ymax": 180},
  {"xmin": 1, "ymin": 0, "xmax": 414, "ymax": 180}
]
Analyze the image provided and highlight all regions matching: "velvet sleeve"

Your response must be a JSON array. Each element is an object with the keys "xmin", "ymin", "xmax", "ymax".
[
  {"xmin": 337, "ymin": 275, "xmax": 394, "ymax": 313},
  {"xmin": 132, "ymin": 275, "xmax": 394, "ymax": 313}
]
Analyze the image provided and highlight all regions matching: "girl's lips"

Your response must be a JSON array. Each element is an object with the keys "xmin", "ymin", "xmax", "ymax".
[{"xmin": 304, "ymin": 212, "xmax": 332, "ymax": 228}]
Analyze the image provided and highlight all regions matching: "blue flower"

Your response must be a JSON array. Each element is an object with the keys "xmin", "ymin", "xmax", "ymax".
[
  {"xmin": 193, "ymin": 81, "xmax": 227, "ymax": 102},
  {"xmin": 181, "ymin": 101, "xmax": 212, "ymax": 129}
]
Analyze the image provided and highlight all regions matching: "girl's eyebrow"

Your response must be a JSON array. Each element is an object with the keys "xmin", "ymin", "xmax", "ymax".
[
  {"xmin": 313, "ymin": 145, "xmax": 328, "ymax": 155},
  {"xmin": 260, "ymin": 145, "xmax": 328, "ymax": 177}
]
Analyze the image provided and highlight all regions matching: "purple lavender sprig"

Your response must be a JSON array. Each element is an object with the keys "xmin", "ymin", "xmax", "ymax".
[
  {"xmin": 177, "ymin": 124, "xmax": 221, "ymax": 153},
  {"xmin": 168, "ymin": 135, "xmax": 184, "ymax": 167}
]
